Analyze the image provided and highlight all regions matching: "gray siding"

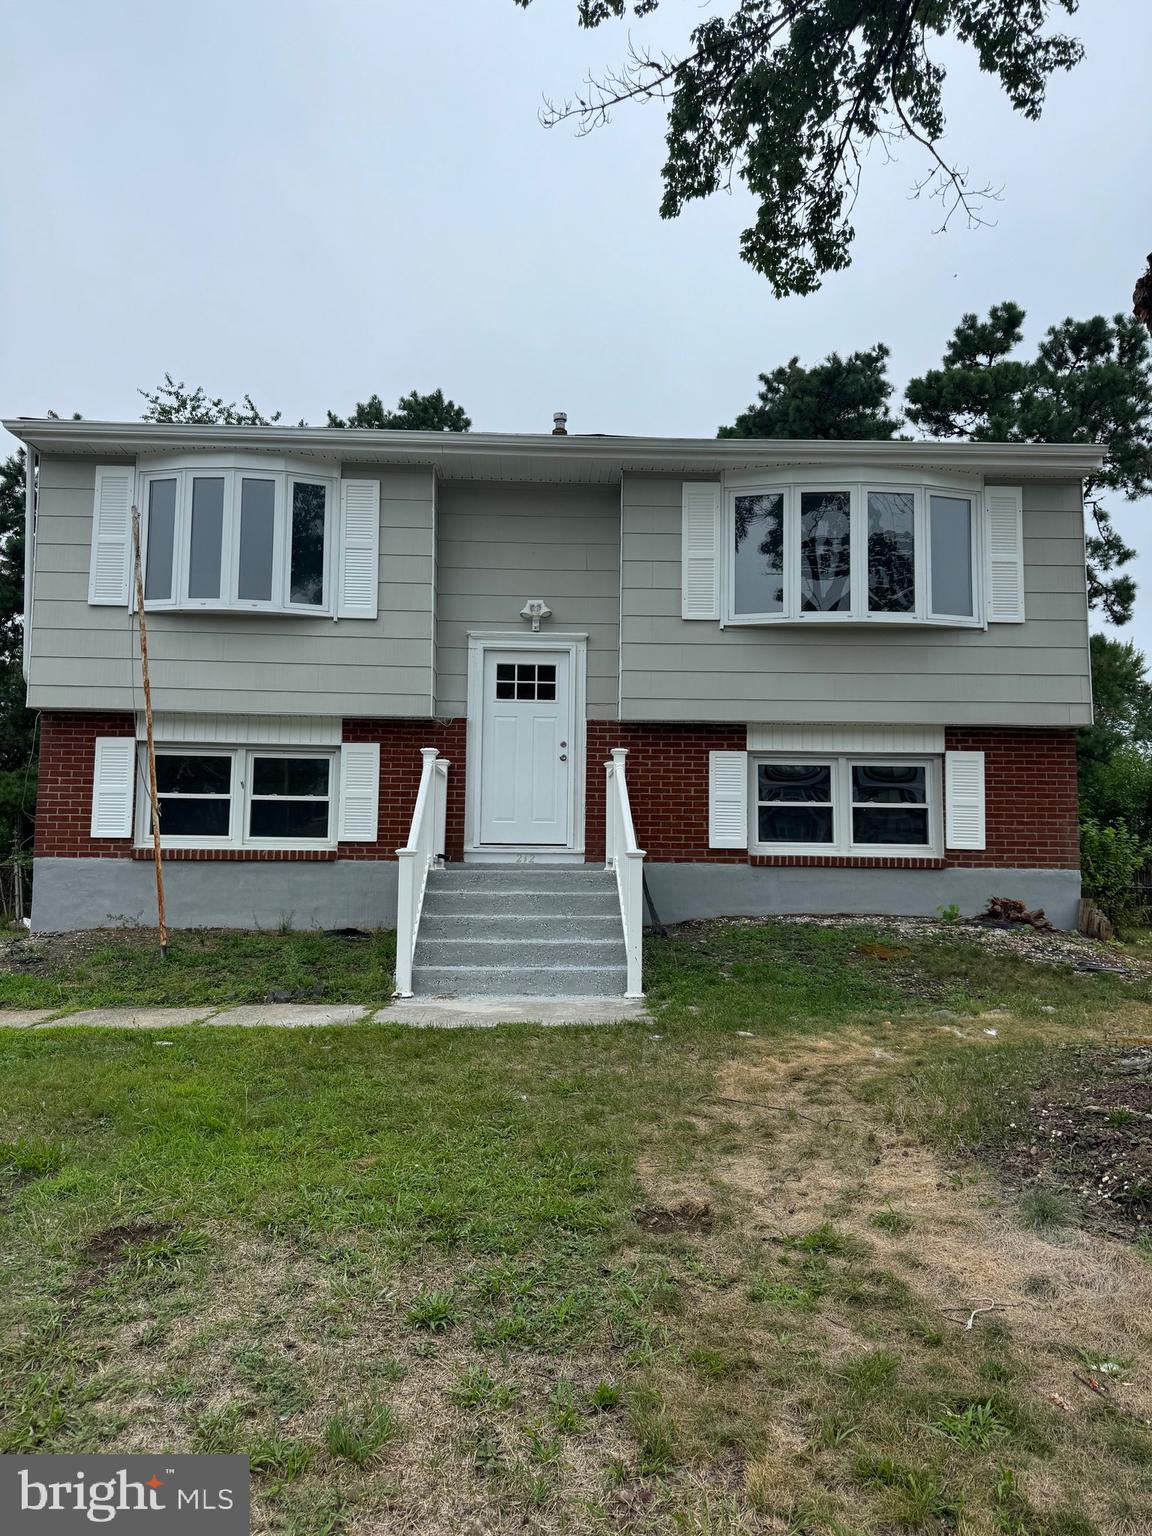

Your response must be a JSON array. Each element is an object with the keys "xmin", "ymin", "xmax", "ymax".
[
  {"xmin": 619, "ymin": 474, "xmax": 1092, "ymax": 726},
  {"xmin": 27, "ymin": 457, "xmax": 435, "ymax": 716},
  {"xmin": 434, "ymin": 481, "xmax": 620, "ymax": 718}
]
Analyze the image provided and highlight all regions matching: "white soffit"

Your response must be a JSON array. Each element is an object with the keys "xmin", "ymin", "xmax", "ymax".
[
  {"xmin": 747, "ymin": 724, "xmax": 946, "ymax": 754},
  {"xmin": 137, "ymin": 713, "xmax": 341, "ymax": 746}
]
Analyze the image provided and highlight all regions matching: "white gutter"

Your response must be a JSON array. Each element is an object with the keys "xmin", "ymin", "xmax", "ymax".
[{"xmin": 0, "ymin": 418, "xmax": 1110, "ymax": 478}]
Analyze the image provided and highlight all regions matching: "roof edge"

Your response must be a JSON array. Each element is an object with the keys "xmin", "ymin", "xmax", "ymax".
[{"xmin": 2, "ymin": 418, "xmax": 1109, "ymax": 475}]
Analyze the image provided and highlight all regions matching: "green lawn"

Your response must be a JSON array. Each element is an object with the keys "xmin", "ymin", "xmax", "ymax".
[{"xmin": 1, "ymin": 921, "xmax": 1150, "ymax": 1534}]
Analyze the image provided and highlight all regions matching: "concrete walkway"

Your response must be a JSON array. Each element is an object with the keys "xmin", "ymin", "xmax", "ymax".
[{"xmin": 0, "ymin": 998, "xmax": 651, "ymax": 1030}]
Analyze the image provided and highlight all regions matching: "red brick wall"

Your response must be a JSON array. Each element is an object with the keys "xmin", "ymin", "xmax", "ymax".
[
  {"xmin": 33, "ymin": 713, "xmax": 1080, "ymax": 872},
  {"xmin": 34, "ymin": 712, "xmax": 468, "ymax": 863},
  {"xmin": 945, "ymin": 726, "xmax": 1079, "ymax": 869},
  {"xmin": 586, "ymin": 722, "xmax": 749, "ymax": 863},
  {"xmin": 36, "ymin": 712, "xmax": 136, "ymax": 857},
  {"xmin": 340, "ymin": 718, "xmax": 466, "ymax": 861}
]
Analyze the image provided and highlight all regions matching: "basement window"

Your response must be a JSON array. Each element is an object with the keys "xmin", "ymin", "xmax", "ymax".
[
  {"xmin": 751, "ymin": 755, "xmax": 940, "ymax": 856},
  {"xmin": 139, "ymin": 464, "xmax": 335, "ymax": 614},
  {"xmin": 144, "ymin": 747, "xmax": 336, "ymax": 848}
]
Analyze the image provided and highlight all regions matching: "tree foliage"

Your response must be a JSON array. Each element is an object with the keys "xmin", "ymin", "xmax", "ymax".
[
  {"xmin": 1077, "ymin": 635, "xmax": 1152, "ymax": 842},
  {"xmin": 326, "ymin": 389, "xmax": 471, "ymax": 432},
  {"xmin": 139, "ymin": 373, "xmax": 282, "ymax": 425},
  {"xmin": 517, "ymin": 0, "xmax": 1084, "ymax": 295},
  {"xmin": 906, "ymin": 303, "xmax": 1152, "ymax": 625},
  {"xmin": 718, "ymin": 345, "xmax": 899, "ymax": 439}
]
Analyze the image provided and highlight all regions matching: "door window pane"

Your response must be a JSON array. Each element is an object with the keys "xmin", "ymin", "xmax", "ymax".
[
  {"xmin": 289, "ymin": 482, "xmax": 326, "ymax": 606},
  {"xmin": 144, "ymin": 478, "xmax": 177, "ymax": 600},
  {"xmin": 930, "ymin": 496, "xmax": 973, "ymax": 616},
  {"xmin": 238, "ymin": 478, "xmax": 276, "ymax": 601},
  {"xmin": 867, "ymin": 491, "xmax": 915, "ymax": 613},
  {"xmin": 733, "ymin": 493, "xmax": 785, "ymax": 614},
  {"xmin": 188, "ymin": 476, "xmax": 225, "ymax": 599}
]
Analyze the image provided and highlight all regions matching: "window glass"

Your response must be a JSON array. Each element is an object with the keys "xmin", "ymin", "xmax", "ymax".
[
  {"xmin": 248, "ymin": 754, "xmax": 331, "ymax": 840},
  {"xmin": 155, "ymin": 753, "xmax": 232, "ymax": 838},
  {"xmin": 930, "ymin": 495, "xmax": 973, "ymax": 616},
  {"xmin": 867, "ymin": 491, "xmax": 915, "ymax": 613},
  {"xmin": 238, "ymin": 478, "xmax": 276, "ymax": 601},
  {"xmin": 851, "ymin": 763, "xmax": 929, "ymax": 845},
  {"xmin": 800, "ymin": 491, "xmax": 851, "ymax": 612},
  {"xmin": 733, "ymin": 493, "xmax": 785, "ymax": 614},
  {"xmin": 144, "ymin": 478, "xmax": 178, "ymax": 601},
  {"xmin": 289, "ymin": 482, "xmax": 326, "ymax": 606},
  {"xmin": 188, "ymin": 476, "xmax": 225, "ymax": 600},
  {"xmin": 756, "ymin": 762, "xmax": 834, "ymax": 844}
]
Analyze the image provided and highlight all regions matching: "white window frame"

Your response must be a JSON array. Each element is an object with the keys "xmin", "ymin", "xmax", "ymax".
[
  {"xmin": 138, "ymin": 745, "xmax": 338, "ymax": 850},
  {"xmin": 723, "ymin": 469, "xmax": 983, "ymax": 628},
  {"xmin": 137, "ymin": 455, "xmax": 337, "ymax": 616},
  {"xmin": 749, "ymin": 753, "xmax": 942, "ymax": 858}
]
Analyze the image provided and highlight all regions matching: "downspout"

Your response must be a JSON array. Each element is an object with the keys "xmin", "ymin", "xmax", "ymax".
[{"xmin": 22, "ymin": 448, "xmax": 36, "ymax": 681}]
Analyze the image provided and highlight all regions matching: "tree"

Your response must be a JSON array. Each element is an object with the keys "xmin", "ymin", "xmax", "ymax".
[
  {"xmin": 0, "ymin": 448, "xmax": 37, "ymax": 854},
  {"xmin": 1135, "ymin": 253, "xmax": 1152, "ymax": 337},
  {"xmin": 1078, "ymin": 635, "xmax": 1152, "ymax": 841},
  {"xmin": 719, "ymin": 345, "xmax": 899, "ymax": 439},
  {"xmin": 139, "ymin": 373, "xmax": 282, "ymax": 425},
  {"xmin": 517, "ymin": 1, "xmax": 1084, "ymax": 295},
  {"xmin": 906, "ymin": 303, "xmax": 1152, "ymax": 626},
  {"xmin": 326, "ymin": 389, "xmax": 471, "ymax": 432}
]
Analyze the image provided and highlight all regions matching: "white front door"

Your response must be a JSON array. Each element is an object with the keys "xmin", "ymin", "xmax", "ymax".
[{"xmin": 479, "ymin": 650, "xmax": 572, "ymax": 845}]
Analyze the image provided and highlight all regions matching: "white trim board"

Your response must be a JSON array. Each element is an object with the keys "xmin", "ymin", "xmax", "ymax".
[
  {"xmin": 464, "ymin": 632, "xmax": 588, "ymax": 857},
  {"xmin": 747, "ymin": 725, "xmax": 946, "ymax": 754}
]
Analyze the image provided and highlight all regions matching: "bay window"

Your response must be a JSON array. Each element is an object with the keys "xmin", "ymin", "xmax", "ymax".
[
  {"xmin": 752, "ymin": 755, "xmax": 939, "ymax": 856},
  {"xmin": 147, "ymin": 748, "xmax": 336, "ymax": 848},
  {"xmin": 728, "ymin": 479, "xmax": 980, "ymax": 626},
  {"xmin": 140, "ymin": 463, "xmax": 336, "ymax": 614}
]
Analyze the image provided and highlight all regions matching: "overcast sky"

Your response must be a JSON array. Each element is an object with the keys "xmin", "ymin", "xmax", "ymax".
[{"xmin": 2, "ymin": 1, "xmax": 1150, "ymax": 643}]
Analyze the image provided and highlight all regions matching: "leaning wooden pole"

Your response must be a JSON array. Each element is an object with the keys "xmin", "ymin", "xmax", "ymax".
[{"xmin": 131, "ymin": 506, "xmax": 168, "ymax": 959}]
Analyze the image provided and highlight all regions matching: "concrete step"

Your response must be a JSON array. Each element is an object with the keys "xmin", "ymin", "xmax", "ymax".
[
  {"xmin": 418, "ymin": 912, "xmax": 625, "ymax": 941},
  {"xmin": 411, "ymin": 965, "xmax": 629, "ymax": 998},
  {"xmin": 432, "ymin": 866, "xmax": 613, "ymax": 890},
  {"xmin": 414, "ymin": 937, "xmax": 626, "ymax": 969},
  {"xmin": 423, "ymin": 889, "xmax": 619, "ymax": 918}
]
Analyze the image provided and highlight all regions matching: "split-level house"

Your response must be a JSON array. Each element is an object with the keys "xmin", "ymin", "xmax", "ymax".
[{"xmin": 4, "ymin": 415, "xmax": 1102, "ymax": 996}]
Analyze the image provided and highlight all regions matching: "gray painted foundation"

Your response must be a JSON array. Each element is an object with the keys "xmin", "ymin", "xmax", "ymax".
[
  {"xmin": 32, "ymin": 857, "xmax": 1081, "ymax": 934},
  {"xmin": 643, "ymin": 863, "xmax": 1082, "ymax": 931},
  {"xmin": 31, "ymin": 858, "xmax": 399, "ymax": 933}
]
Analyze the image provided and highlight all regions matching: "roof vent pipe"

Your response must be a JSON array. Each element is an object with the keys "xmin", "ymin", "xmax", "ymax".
[{"xmin": 552, "ymin": 411, "xmax": 568, "ymax": 436}]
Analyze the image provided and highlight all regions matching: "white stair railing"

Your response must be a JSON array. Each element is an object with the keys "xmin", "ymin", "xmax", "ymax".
[
  {"xmin": 395, "ymin": 747, "xmax": 449, "ymax": 997},
  {"xmin": 604, "ymin": 747, "xmax": 646, "ymax": 998}
]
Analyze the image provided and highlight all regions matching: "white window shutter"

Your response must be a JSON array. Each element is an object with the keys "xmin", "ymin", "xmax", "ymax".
[
  {"xmin": 986, "ymin": 486, "xmax": 1025, "ymax": 623},
  {"xmin": 682, "ymin": 482, "xmax": 722, "ymax": 620},
  {"xmin": 338, "ymin": 742, "xmax": 380, "ymax": 841},
  {"xmin": 945, "ymin": 751, "xmax": 986, "ymax": 850},
  {"xmin": 88, "ymin": 466, "xmax": 135, "ymax": 606},
  {"xmin": 91, "ymin": 738, "xmax": 135, "ymax": 838},
  {"xmin": 708, "ymin": 750, "xmax": 748, "ymax": 849},
  {"xmin": 337, "ymin": 479, "xmax": 380, "ymax": 619}
]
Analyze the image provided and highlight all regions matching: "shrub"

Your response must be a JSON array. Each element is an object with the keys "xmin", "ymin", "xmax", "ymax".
[{"xmin": 1080, "ymin": 817, "xmax": 1152, "ymax": 931}]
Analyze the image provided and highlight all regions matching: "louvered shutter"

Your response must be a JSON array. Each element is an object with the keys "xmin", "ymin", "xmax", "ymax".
[
  {"xmin": 90, "ymin": 738, "xmax": 135, "ymax": 838},
  {"xmin": 986, "ymin": 486, "xmax": 1025, "ymax": 623},
  {"xmin": 945, "ymin": 751, "xmax": 986, "ymax": 850},
  {"xmin": 338, "ymin": 742, "xmax": 380, "ymax": 841},
  {"xmin": 88, "ymin": 466, "xmax": 135, "ymax": 606},
  {"xmin": 708, "ymin": 750, "xmax": 748, "ymax": 849},
  {"xmin": 337, "ymin": 479, "xmax": 381, "ymax": 619},
  {"xmin": 682, "ymin": 482, "xmax": 722, "ymax": 620}
]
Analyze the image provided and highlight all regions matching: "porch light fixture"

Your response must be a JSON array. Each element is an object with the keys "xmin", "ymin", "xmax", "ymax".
[{"xmin": 519, "ymin": 598, "xmax": 553, "ymax": 632}]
